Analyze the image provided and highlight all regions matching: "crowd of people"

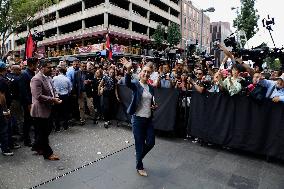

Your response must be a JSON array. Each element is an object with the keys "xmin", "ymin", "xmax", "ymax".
[{"xmin": 0, "ymin": 43, "xmax": 284, "ymax": 159}]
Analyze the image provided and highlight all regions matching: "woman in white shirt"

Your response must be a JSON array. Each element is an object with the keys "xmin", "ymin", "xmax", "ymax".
[{"xmin": 121, "ymin": 57, "xmax": 157, "ymax": 177}]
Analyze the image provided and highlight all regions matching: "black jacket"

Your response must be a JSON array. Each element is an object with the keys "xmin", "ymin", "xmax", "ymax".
[
  {"xmin": 6, "ymin": 72, "xmax": 20, "ymax": 101},
  {"xmin": 19, "ymin": 68, "xmax": 35, "ymax": 106}
]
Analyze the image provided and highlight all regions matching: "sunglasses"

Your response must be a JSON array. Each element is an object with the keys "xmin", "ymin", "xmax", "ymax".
[{"xmin": 196, "ymin": 73, "xmax": 203, "ymax": 75}]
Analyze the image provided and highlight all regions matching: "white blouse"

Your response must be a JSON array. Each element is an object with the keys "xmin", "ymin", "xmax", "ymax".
[{"xmin": 135, "ymin": 83, "xmax": 152, "ymax": 118}]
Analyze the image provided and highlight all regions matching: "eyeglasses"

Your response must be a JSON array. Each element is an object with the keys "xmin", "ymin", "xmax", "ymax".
[{"xmin": 196, "ymin": 73, "xmax": 203, "ymax": 75}]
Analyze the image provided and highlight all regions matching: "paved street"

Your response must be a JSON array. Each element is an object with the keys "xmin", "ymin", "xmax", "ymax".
[
  {"xmin": 0, "ymin": 121, "xmax": 134, "ymax": 189},
  {"xmin": 1, "ymin": 121, "xmax": 284, "ymax": 189}
]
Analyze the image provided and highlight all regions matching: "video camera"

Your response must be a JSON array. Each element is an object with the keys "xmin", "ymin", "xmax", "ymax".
[
  {"xmin": 223, "ymin": 34, "xmax": 284, "ymax": 70},
  {"xmin": 224, "ymin": 33, "xmax": 238, "ymax": 52},
  {"xmin": 32, "ymin": 31, "xmax": 45, "ymax": 41},
  {"xmin": 185, "ymin": 42, "xmax": 200, "ymax": 67},
  {"xmin": 223, "ymin": 33, "xmax": 269, "ymax": 60}
]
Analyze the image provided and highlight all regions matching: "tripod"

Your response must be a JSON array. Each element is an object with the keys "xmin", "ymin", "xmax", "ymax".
[{"xmin": 262, "ymin": 15, "xmax": 276, "ymax": 47}]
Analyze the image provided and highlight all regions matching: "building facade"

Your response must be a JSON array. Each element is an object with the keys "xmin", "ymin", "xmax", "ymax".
[
  {"xmin": 9, "ymin": 0, "xmax": 181, "ymax": 58},
  {"xmin": 181, "ymin": 0, "xmax": 211, "ymax": 54},
  {"xmin": 210, "ymin": 21, "xmax": 232, "ymax": 66}
]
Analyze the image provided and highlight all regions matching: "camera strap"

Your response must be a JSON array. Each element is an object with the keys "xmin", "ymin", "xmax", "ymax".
[{"xmin": 267, "ymin": 85, "xmax": 276, "ymax": 98}]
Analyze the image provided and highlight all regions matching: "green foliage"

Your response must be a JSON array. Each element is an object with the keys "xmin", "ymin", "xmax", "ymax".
[
  {"xmin": 167, "ymin": 22, "xmax": 181, "ymax": 47},
  {"xmin": 0, "ymin": 0, "xmax": 56, "ymax": 56},
  {"xmin": 233, "ymin": 0, "xmax": 259, "ymax": 46},
  {"xmin": 152, "ymin": 23, "xmax": 165, "ymax": 49},
  {"xmin": 266, "ymin": 57, "xmax": 281, "ymax": 70}
]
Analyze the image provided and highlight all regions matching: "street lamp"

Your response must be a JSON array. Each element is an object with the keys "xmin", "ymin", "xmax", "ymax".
[{"xmin": 200, "ymin": 7, "xmax": 215, "ymax": 52}]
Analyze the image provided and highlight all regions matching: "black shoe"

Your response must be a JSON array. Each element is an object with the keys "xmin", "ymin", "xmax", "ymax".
[
  {"xmin": 80, "ymin": 120, "xmax": 86, "ymax": 126},
  {"xmin": 11, "ymin": 143, "xmax": 21, "ymax": 149},
  {"xmin": 2, "ymin": 150, "xmax": 14, "ymax": 156},
  {"xmin": 55, "ymin": 128, "xmax": 61, "ymax": 132},
  {"xmin": 24, "ymin": 141, "xmax": 32, "ymax": 147}
]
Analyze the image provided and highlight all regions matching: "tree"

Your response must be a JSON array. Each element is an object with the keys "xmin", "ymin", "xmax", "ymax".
[
  {"xmin": 265, "ymin": 57, "xmax": 281, "ymax": 70},
  {"xmin": 0, "ymin": 0, "xmax": 55, "ymax": 57},
  {"xmin": 233, "ymin": 0, "xmax": 259, "ymax": 47},
  {"xmin": 152, "ymin": 23, "xmax": 165, "ymax": 50},
  {"xmin": 167, "ymin": 22, "xmax": 181, "ymax": 47}
]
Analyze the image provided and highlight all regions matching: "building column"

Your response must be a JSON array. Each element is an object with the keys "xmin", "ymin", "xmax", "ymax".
[
  {"xmin": 104, "ymin": 13, "xmax": 109, "ymax": 29},
  {"xmin": 129, "ymin": 2, "xmax": 133, "ymax": 31},
  {"xmin": 82, "ymin": 0, "xmax": 85, "ymax": 11},
  {"xmin": 56, "ymin": 11, "xmax": 59, "ymax": 19},
  {"xmin": 57, "ymin": 27, "xmax": 60, "ymax": 36},
  {"xmin": 42, "ymin": 16, "xmax": 45, "ymax": 25},
  {"xmin": 129, "ymin": 21, "xmax": 132, "ymax": 31},
  {"xmin": 129, "ymin": 2, "xmax": 132, "ymax": 12},
  {"xmin": 82, "ymin": 20, "xmax": 86, "ymax": 30}
]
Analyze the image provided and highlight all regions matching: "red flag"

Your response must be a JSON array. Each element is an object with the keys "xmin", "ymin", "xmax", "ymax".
[
  {"xmin": 105, "ymin": 33, "xmax": 112, "ymax": 60},
  {"xmin": 25, "ymin": 33, "xmax": 34, "ymax": 59}
]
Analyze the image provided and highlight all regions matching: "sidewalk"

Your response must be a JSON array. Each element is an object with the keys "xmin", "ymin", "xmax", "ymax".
[{"xmin": 37, "ymin": 137, "xmax": 284, "ymax": 189}]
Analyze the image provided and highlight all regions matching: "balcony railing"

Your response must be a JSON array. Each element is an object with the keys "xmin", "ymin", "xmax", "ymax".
[
  {"xmin": 130, "ymin": 0, "xmax": 149, "ymax": 10},
  {"xmin": 39, "ymin": 25, "xmax": 106, "ymax": 45},
  {"xmin": 57, "ymin": 11, "xmax": 82, "ymax": 27},
  {"xmin": 109, "ymin": 4, "xmax": 129, "ymax": 19},
  {"xmin": 109, "ymin": 25, "xmax": 149, "ymax": 40},
  {"xmin": 83, "ymin": 3, "xmax": 106, "ymax": 19},
  {"xmin": 130, "ymin": 12, "xmax": 149, "ymax": 26},
  {"xmin": 33, "ymin": 0, "xmax": 82, "ymax": 19},
  {"xmin": 149, "ymin": 4, "xmax": 169, "ymax": 20}
]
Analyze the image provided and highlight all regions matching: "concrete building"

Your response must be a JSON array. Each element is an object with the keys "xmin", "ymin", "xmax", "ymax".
[
  {"xmin": 181, "ymin": 0, "xmax": 211, "ymax": 54},
  {"xmin": 9, "ymin": 0, "xmax": 181, "ymax": 58},
  {"xmin": 210, "ymin": 21, "xmax": 232, "ymax": 66}
]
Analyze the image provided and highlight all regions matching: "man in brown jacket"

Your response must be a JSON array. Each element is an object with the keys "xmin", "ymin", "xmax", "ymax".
[{"xmin": 30, "ymin": 60, "xmax": 62, "ymax": 160}]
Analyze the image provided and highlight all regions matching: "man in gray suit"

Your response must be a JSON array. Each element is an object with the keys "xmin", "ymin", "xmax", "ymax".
[{"xmin": 30, "ymin": 60, "xmax": 62, "ymax": 160}]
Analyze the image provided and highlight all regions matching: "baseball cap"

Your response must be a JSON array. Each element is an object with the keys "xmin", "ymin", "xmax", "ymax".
[{"xmin": 0, "ymin": 60, "xmax": 6, "ymax": 69}]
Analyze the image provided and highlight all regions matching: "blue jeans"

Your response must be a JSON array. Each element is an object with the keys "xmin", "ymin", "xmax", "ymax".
[{"xmin": 132, "ymin": 115, "xmax": 155, "ymax": 170}]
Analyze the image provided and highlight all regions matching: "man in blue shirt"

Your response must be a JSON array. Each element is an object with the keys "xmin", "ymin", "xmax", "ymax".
[
  {"xmin": 66, "ymin": 59, "xmax": 80, "ymax": 121},
  {"xmin": 258, "ymin": 74, "xmax": 284, "ymax": 103},
  {"xmin": 66, "ymin": 59, "xmax": 80, "ymax": 85},
  {"xmin": 53, "ymin": 66, "xmax": 72, "ymax": 131}
]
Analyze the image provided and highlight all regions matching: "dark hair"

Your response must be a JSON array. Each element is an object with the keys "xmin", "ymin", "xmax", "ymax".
[
  {"xmin": 59, "ymin": 67, "xmax": 67, "ymax": 75},
  {"xmin": 196, "ymin": 68, "xmax": 204, "ymax": 74},
  {"xmin": 27, "ymin": 57, "xmax": 38, "ymax": 67},
  {"xmin": 0, "ymin": 67, "xmax": 6, "ymax": 73},
  {"xmin": 38, "ymin": 59, "xmax": 49, "ymax": 69},
  {"xmin": 232, "ymin": 64, "xmax": 245, "ymax": 73}
]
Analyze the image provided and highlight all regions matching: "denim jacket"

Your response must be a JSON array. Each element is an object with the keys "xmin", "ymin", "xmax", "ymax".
[{"xmin": 125, "ymin": 73, "xmax": 154, "ymax": 115}]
